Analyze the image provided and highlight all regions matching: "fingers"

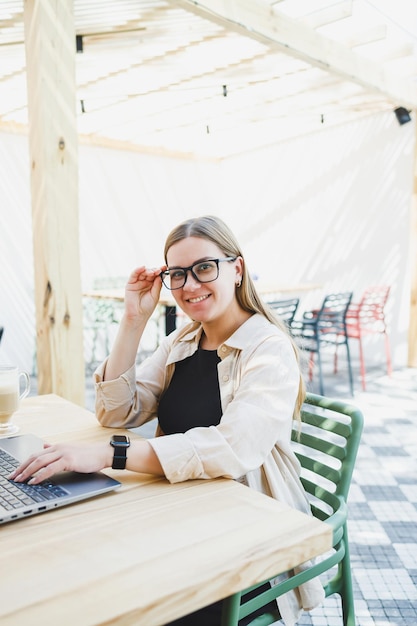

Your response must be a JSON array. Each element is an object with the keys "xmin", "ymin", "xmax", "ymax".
[
  {"xmin": 127, "ymin": 266, "xmax": 164, "ymax": 285},
  {"xmin": 127, "ymin": 266, "xmax": 146, "ymax": 284},
  {"xmin": 8, "ymin": 443, "xmax": 107, "ymax": 484},
  {"xmin": 8, "ymin": 447, "xmax": 66, "ymax": 485}
]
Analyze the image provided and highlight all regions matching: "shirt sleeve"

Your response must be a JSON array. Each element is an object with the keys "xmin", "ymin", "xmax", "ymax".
[
  {"xmin": 149, "ymin": 332, "xmax": 299, "ymax": 483},
  {"xmin": 94, "ymin": 338, "xmax": 171, "ymax": 429}
]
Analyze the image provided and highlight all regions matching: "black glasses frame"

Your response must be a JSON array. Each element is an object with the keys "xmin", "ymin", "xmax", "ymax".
[{"xmin": 160, "ymin": 257, "xmax": 237, "ymax": 290}]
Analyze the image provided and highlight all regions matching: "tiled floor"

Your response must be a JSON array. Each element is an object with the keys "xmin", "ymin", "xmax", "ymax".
[{"xmin": 30, "ymin": 361, "xmax": 417, "ymax": 625}]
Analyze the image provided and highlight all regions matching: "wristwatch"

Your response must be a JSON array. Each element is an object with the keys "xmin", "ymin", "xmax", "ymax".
[{"xmin": 110, "ymin": 435, "xmax": 130, "ymax": 470}]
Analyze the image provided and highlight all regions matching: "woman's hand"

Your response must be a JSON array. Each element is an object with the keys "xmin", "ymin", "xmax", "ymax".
[
  {"xmin": 124, "ymin": 266, "xmax": 165, "ymax": 322},
  {"xmin": 8, "ymin": 440, "xmax": 164, "ymax": 483},
  {"xmin": 8, "ymin": 442, "xmax": 112, "ymax": 485},
  {"xmin": 102, "ymin": 265, "xmax": 167, "ymax": 381}
]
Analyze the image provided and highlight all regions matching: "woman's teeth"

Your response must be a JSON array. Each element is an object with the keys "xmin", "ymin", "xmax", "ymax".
[{"xmin": 188, "ymin": 295, "xmax": 209, "ymax": 303}]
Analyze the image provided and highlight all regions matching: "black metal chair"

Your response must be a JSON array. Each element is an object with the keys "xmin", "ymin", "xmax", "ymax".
[
  {"xmin": 268, "ymin": 298, "xmax": 300, "ymax": 328},
  {"xmin": 291, "ymin": 292, "xmax": 354, "ymax": 396}
]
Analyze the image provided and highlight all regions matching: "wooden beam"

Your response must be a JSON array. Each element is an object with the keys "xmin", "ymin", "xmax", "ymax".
[
  {"xmin": 408, "ymin": 115, "xmax": 417, "ymax": 367},
  {"xmin": 24, "ymin": 0, "xmax": 85, "ymax": 404},
  {"xmin": 381, "ymin": 43, "xmax": 414, "ymax": 63},
  {"xmin": 176, "ymin": 0, "xmax": 417, "ymax": 108}
]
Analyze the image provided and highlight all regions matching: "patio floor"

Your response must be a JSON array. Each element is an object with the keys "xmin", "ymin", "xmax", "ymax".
[{"xmin": 30, "ymin": 361, "xmax": 417, "ymax": 626}]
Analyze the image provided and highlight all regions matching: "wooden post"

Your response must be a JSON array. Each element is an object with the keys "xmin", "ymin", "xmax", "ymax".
[
  {"xmin": 24, "ymin": 0, "xmax": 85, "ymax": 404},
  {"xmin": 408, "ymin": 115, "xmax": 417, "ymax": 367}
]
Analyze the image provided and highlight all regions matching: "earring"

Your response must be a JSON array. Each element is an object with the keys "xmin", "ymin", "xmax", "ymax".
[{"xmin": 236, "ymin": 279, "xmax": 242, "ymax": 288}]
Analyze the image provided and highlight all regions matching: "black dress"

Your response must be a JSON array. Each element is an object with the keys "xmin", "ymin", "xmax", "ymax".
[{"xmin": 158, "ymin": 347, "xmax": 278, "ymax": 626}]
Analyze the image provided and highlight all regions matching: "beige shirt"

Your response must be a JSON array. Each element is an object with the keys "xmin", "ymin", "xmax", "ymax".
[{"xmin": 94, "ymin": 313, "xmax": 324, "ymax": 624}]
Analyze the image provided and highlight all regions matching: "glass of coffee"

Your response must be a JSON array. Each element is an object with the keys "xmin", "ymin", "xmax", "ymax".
[{"xmin": 0, "ymin": 366, "xmax": 31, "ymax": 436}]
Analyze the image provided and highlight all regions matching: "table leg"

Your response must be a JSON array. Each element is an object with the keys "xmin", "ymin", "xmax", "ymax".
[{"xmin": 165, "ymin": 305, "xmax": 177, "ymax": 335}]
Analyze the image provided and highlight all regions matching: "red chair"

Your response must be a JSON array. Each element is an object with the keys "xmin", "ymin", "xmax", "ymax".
[{"xmin": 335, "ymin": 286, "xmax": 392, "ymax": 391}]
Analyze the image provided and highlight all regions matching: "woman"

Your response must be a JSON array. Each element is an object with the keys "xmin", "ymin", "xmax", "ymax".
[{"xmin": 10, "ymin": 215, "xmax": 323, "ymax": 625}]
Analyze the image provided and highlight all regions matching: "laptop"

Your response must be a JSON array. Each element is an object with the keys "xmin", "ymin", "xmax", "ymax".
[{"xmin": 0, "ymin": 433, "xmax": 121, "ymax": 524}]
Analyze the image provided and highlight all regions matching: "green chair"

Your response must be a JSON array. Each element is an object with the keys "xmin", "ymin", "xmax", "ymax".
[{"xmin": 221, "ymin": 392, "xmax": 364, "ymax": 626}]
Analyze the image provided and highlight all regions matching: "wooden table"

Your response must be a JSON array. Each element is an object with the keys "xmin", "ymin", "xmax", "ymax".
[
  {"xmin": 83, "ymin": 283, "xmax": 321, "ymax": 303},
  {"xmin": 0, "ymin": 395, "xmax": 332, "ymax": 625},
  {"xmin": 83, "ymin": 289, "xmax": 178, "ymax": 335},
  {"xmin": 83, "ymin": 282, "xmax": 321, "ymax": 336}
]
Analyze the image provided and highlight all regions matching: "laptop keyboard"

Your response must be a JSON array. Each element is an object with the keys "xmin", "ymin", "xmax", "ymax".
[{"xmin": 0, "ymin": 448, "xmax": 67, "ymax": 511}]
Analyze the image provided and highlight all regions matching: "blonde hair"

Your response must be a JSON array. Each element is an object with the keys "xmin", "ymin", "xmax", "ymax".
[{"xmin": 164, "ymin": 215, "xmax": 306, "ymax": 420}]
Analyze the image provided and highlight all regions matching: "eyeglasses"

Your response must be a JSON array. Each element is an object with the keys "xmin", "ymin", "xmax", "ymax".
[{"xmin": 160, "ymin": 257, "xmax": 237, "ymax": 290}]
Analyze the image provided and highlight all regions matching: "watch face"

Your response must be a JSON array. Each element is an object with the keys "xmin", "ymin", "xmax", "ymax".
[{"xmin": 111, "ymin": 435, "xmax": 130, "ymax": 447}]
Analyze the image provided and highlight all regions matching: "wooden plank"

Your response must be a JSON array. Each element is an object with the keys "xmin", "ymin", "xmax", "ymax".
[
  {"xmin": 302, "ymin": 0, "xmax": 353, "ymax": 29},
  {"xmin": 23, "ymin": 0, "xmax": 85, "ymax": 404},
  {"xmin": 346, "ymin": 25, "xmax": 387, "ymax": 49},
  {"xmin": 408, "ymin": 116, "xmax": 417, "ymax": 367}
]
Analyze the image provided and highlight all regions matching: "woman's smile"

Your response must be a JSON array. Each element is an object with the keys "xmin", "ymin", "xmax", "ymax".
[{"xmin": 186, "ymin": 294, "xmax": 210, "ymax": 304}]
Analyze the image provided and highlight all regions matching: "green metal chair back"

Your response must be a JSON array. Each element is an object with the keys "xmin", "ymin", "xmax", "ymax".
[{"xmin": 221, "ymin": 392, "xmax": 364, "ymax": 626}]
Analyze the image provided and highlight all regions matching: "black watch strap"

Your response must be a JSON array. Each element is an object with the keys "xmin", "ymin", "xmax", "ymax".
[{"xmin": 110, "ymin": 435, "xmax": 130, "ymax": 470}]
